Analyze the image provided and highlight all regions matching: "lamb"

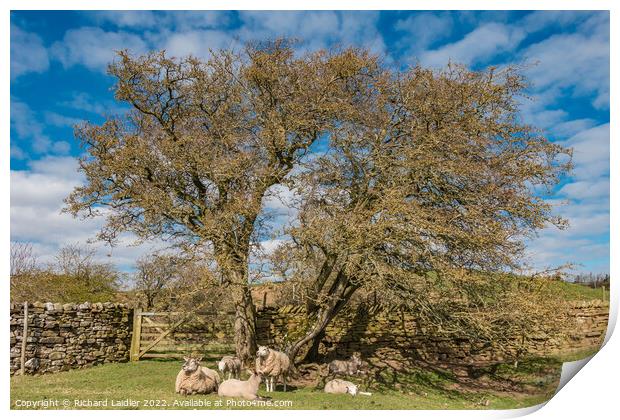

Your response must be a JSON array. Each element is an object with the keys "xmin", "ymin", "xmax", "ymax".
[
  {"xmin": 218, "ymin": 355, "xmax": 242, "ymax": 380},
  {"xmin": 255, "ymin": 345, "xmax": 290, "ymax": 392},
  {"xmin": 218, "ymin": 370, "xmax": 264, "ymax": 400},
  {"xmin": 175, "ymin": 356, "xmax": 221, "ymax": 395},
  {"xmin": 324, "ymin": 379, "xmax": 372, "ymax": 396},
  {"xmin": 327, "ymin": 352, "xmax": 363, "ymax": 377}
]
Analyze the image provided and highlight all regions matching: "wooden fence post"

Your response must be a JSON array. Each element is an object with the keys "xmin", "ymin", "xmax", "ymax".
[
  {"xmin": 20, "ymin": 302, "xmax": 28, "ymax": 375},
  {"xmin": 130, "ymin": 308, "xmax": 142, "ymax": 362}
]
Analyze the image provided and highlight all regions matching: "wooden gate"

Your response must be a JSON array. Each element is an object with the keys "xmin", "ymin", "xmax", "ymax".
[{"xmin": 129, "ymin": 309, "xmax": 235, "ymax": 361}]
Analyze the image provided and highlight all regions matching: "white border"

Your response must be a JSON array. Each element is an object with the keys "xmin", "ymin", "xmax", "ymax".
[{"xmin": 2, "ymin": 2, "xmax": 616, "ymax": 420}]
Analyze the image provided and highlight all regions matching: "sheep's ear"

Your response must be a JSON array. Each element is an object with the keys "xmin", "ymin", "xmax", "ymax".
[
  {"xmin": 196, "ymin": 356, "xmax": 203, "ymax": 362},
  {"xmin": 183, "ymin": 356, "xmax": 189, "ymax": 362}
]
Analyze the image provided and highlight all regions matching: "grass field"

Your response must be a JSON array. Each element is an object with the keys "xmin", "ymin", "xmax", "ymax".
[
  {"xmin": 11, "ymin": 352, "xmax": 586, "ymax": 410},
  {"xmin": 551, "ymin": 281, "xmax": 609, "ymax": 302}
]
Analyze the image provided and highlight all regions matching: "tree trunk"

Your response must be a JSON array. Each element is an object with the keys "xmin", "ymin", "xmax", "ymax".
[
  {"xmin": 287, "ymin": 308, "xmax": 335, "ymax": 364},
  {"xmin": 288, "ymin": 273, "xmax": 359, "ymax": 364},
  {"xmin": 301, "ymin": 329, "xmax": 325, "ymax": 364},
  {"xmin": 231, "ymin": 282, "xmax": 257, "ymax": 366}
]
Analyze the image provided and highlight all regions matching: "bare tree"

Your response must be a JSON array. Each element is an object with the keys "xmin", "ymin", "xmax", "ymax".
[
  {"xmin": 10, "ymin": 242, "xmax": 38, "ymax": 278},
  {"xmin": 133, "ymin": 253, "xmax": 179, "ymax": 309},
  {"xmin": 280, "ymin": 63, "xmax": 572, "ymax": 363},
  {"xmin": 63, "ymin": 40, "xmax": 379, "ymax": 362}
]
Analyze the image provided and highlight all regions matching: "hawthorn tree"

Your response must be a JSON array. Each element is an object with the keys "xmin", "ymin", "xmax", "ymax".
[
  {"xmin": 64, "ymin": 40, "xmax": 380, "ymax": 362},
  {"xmin": 277, "ymin": 64, "xmax": 572, "ymax": 363}
]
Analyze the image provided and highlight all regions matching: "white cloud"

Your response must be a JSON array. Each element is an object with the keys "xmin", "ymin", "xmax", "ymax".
[
  {"xmin": 520, "ymin": 10, "xmax": 587, "ymax": 34},
  {"xmin": 394, "ymin": 12, "xmax": 453, "ymax": 54},
  {"xmin": 527, "ymin": 122, "xmax": 609, "ymax": 274},
  {"xmin": 521, "ymin": 13, "xmax": 609, "ymax": 109},
  {"xmin": 258, "ymin": 239, "xmax": 289, "ymax": 256},
  {"xmin": 166, "ymin": 11, "xmax": 231, "ymax": 31},
  {"xmin": 525, "ymin": 233, "xmax": 608, "ymax": 274},
  {"xmin": 156, "ymin": 29, "xmax": 235, "ymax": 60},
  {"xmin": 59, "ymin": 92, "xmax": 127, "ymax": 116},
  {"xmin": 10, "ymin": 156, "xmax": 164, "ymax": 270},
  {"xmin": 418, "ymin": 23, "xmax": 526, "ymax": 67},
  {"xmin": 11, "ymin": 99, "xmax": 70, "ymax": 155},
  {"xmin": 563, "ymin": 124, "xmax": 610, "ymax": 180},
  {"xmin": 44, "ymin": 112, "xmax": 83, "ymax": 128},
  {"xmin": 86, "ymin": 10, "xmax": 229, "ymax": 31},
  {"xmin": 551, "ymin": 119, "xmax": 597, "ymax": 139},
  {"xmin": 51, "ymin": 27, "xmax": 148, "ymax": 72},
  {"xmin": 238, "ymin": 11, "xmax": 386, "ymax": 57},
  {"xmin": 559, "ymin": 179, "xmax": 609, "ymax": 201},
  {"xmin": 11, "ymin": 24, "xmax": 49, "ymax": 79},
  {"xmin": 87, "ymin": 10, "xmax": 159, "ymax": 28}
]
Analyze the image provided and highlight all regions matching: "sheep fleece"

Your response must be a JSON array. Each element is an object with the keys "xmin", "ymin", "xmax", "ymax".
[
  {"xmin": 217, "ymin": 374, "xmax": 262, "ymax": 399},
  {"xmin": 324, "ymin": 379, "xmax": 356, "ymax": 394},
  {"xmin": 256, "ymin": 349, "xmax": 290, "ymax": 377},
  {"xmin": 175, "ymin": 367, "xmax": 221, "ymax": 394}
]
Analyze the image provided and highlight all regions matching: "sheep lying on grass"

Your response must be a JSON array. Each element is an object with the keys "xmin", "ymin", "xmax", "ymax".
[
  {"xmin": 218, "ymin": 355, "xmax": 242, "ymax": 380},
  {"xmin": 256, "ymin": 345, "xmax": 290, "ymax": 392},
  {"xmin": 324, "ymin": 379, "xmax": 372, "ymax": 396},
  {"xmin": 175, "ymin": 356, "xmax": 221, "ymax": 395},
  {"xmin": 218, "ymin": 370, "xmax": 269, "ymax": 400},
  {"xmin": 328, "ymin": 352, "xmax": 363, "ymax": 377}
]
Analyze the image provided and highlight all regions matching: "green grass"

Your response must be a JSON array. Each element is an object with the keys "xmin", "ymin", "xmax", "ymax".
[
  {"xmin": 552, "ymin": 281, "xmax": 609, "ymax": 302},
  {"xmin": 11, "ymin": 358, "xmax": 562, "ymax": 410}
]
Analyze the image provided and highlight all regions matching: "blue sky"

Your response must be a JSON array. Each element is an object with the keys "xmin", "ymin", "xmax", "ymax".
[{"xmin": 10, "ymin": 10, "xmax": 610, "ymax": 274}]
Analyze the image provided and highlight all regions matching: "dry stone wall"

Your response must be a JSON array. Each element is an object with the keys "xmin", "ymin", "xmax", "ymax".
[
  {"xmin": 256, "ymin": 300, "xmax": 609, "ymax": 368},
  {"xmin": 10, "ymin": 299, "xmax": 608, "ymax": 375},
  {"xmin": 10, "ymin": 302, "xmax": 131, "ymax": 375}
]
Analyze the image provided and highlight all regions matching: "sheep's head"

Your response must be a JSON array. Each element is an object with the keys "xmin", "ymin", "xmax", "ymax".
[
  {"xmin": 346, "ymin": 384, "xmax": 359, "ymax": 396},
  {"xmin": 247, "ymin": 369, "xmax": 264, "ymax": 382},
  {"xmin": 256, "ymin": 346, "xmax": 270, "ymax": 358},
  {"xmin": 182, "ymin": 356, "xmax": 202, "ymax": 373},
  {"xmin": 351, "ymin": 352, "xmax": 362, "ymax": 364}
]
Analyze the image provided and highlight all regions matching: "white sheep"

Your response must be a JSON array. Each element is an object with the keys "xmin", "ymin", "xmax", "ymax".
[
  {"xmin": 217, "ymin": 370, "xmax": 263, "ymax": 400},
  {"xmin": 255, "ymin": 345, "xmax": 290, "ymax": 392},
  {"xmin": 218, "ymin": 355, "xmax": 242, "ymax": 380},
  {"xmin": 324, "ymin": 379, "xmax": 372, "ymax": 396},
  {"xmin": 175, "ymin": 356, "xmax": 221, "ymax": 395}
]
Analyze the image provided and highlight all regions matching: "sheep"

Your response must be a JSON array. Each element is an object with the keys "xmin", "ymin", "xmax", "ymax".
[
  {"xmin": 324, "ymin": 379, "xmax": 372, "ymax": 396},
  {"xmin": 218, "ymin": 355, "xmax": 242, "ymax": 380},
  {"xmin": 217, "ymin": 370, "xmax": 264, "ymax": 400},
  {"xmin": 255, "ymin": 345, "xmax": 290, "ymax": 392},
  {"xmin": 327, "ymin": 352, "xmax": 363, "ymax": 377},
  {"xmin": 175, "ymin": 356, "xmax": 221, "ymax": 395}
]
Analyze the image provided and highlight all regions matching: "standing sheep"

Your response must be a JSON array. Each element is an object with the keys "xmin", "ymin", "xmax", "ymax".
[
  {"xmin": 175, "ymin": 356, "xmax": 221, "ymax": 395},
  {"xmin": 324, "ymin": 379, "xmax": 372, "ymax": 396},
  {"xmin": 255, "ymin": 345, "xmax": 290, "ymax": 392},
  {"xmin": 218, "ymin": 370, "xmax": 264, "ymax": 400},
  {"xmin": 218, "ymin": 355, "xmax": 242, "ymax": 380}
]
